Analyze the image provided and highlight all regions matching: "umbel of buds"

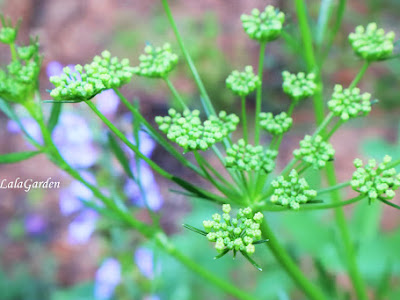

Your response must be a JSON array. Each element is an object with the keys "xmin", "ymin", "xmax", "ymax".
[
  {"xmin": 270, "ymin": 169, "xmax": 317, "ymax": 210},
  {"xmin": 349, "ymin": 23, "xmax": 395, "ymax": 61},
  {"xmin": 184, "ymin": 204, "xmax": 267, "ymax": 270},
  {"xmin": 133, "ymin": 43, "xmax": 178, "ymax": 78},
  {"xmin": 328, "ymin": 84, "xmax": 372, "ymax": 121},
  {"xmin": 0, "ymin": 15, "xmax": 20, "ymax": 44},
  {"xmin": 259, "ymin": 112, "xmax": 293, "ymax": 135},
  {"xmin": 226, "ymin": 66, "xmax": 260, "ymax": 97},
  {"xmin": 225, "ymin": 139, "xmax": 277, "ymax": 173},
  {"xmin": 282, "ymin": 71, "xmax": 317, "ymax": 101},
  {"xmin": 293, "ymin": 135, "xmax": 335, "ymax": 170},
  {"xmin": 351, "ymin": 156, "xmax": 400, "ymax": 203},
  {"xmin": 49, "ymin": 51, "xmax": 134, "ymax": 101},
  {"xmin": 241, "ymin": 6, "xmax": 285, "ymax": 42},
  {"xmin": 155, "ymin": 109, "xmax": 239, "ymax": 152}
]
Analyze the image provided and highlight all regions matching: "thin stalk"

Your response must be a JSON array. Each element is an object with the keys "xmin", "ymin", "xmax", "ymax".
[
  {"xmin": 9, "ymin": 43, "xmax": 17, "ymax": 61},
  {"xmin": 324, "ymin": 119, "xmax": 343, "ymax": 140},
  {"xmin": 194, "ymin": 151, "xmax": 233, "ymax": 188},
  {"xmin": 378, "ymin": 198, "xmax": 400, "ymax": 210},
  {"xmin": 316, "ymin": 181, "xmax": 351, "ymax": 195},
  {"xmin": 241, "ymin": 96, "xmax": 248, "ymax": 143},
  {"xmin": 261, "ymin": 221, "xmax": 327, "ymax": 300},
  {"xmin": 164, "ymin": 77, "xmax": 188, "ymax": 110},
  {"xmin": 160, "ymin": 0, "xmax": 216, "ymax": 116},
  {"xmin": 349, "ymin": 61, "xmax": 370, "ymax": 89},
  {"xmin": 254, "ymin": 42, "xmax": 266, "ymax": 145},
  {"xmin": 312, "ymin": 112, "xmax": 334, "ymax": 138}
]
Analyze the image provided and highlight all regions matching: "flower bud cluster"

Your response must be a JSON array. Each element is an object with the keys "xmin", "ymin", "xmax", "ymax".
[
  {"xmin": 270, "ymin": 169, "xmax": 317, "ymax": 210},
  {"xmin": 349, "ymin": 23, "xmax": 395, "ymax": 61},
  {"xmin": 225, "ymin": 139, "xmax": 277, "ymax": 173},
  {"xmin": 0, "ymin": 15, "xmax": 20, "ymax": 44},
  {"xmin": 328, "ymin": 84, "xmax": 371, "ymax": 121},
  {"xmin": 282, "ymin": 71, "xmax": 317, "ymax": 101},
  {"xmin": 293, "ymin": 135, "xmax": 335, "ymax": 170},
  {"xmin": 226, "ymin": 66, "xmax": 260, "ymax": 97},
  {"xmin": 49, "ymin": 51, "xmax": 134, "ymax": 101},
  {"xmin": 133, "ymin": 43, "xmax": 178, "ymax": 78},
  {"xmin": 351, "ymin": 156, "xmax": 400, "ymax": 202},
  {"xmin": 241, "ymin": 6, "xmax": 285, "ymax": 42},
  {"xmin": 0, "ymin": 23, "xmax": 41, "ymax": 103},
  {"xmin": 155, "ymin": 109, "xmax": 239, "ymax": 152},
  {"xmin": 203, "ymin": 204, "xmax": 264, "ymax": 255},
  {"xmin": 259, "ymin": 112, "xmax": 293, "ymax": 135}
]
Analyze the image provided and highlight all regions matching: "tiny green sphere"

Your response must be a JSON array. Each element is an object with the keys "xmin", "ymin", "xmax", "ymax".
[
  {"xmin": 282, "ymin": 71, "xmax": 317, "ymax": 101},
  {"xmin": 226, "ymin": 66, "xmax": 260, "ymax": 97}
]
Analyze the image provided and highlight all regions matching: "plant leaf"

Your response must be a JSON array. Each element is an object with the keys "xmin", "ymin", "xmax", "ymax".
[
  {"xmin": 183, "ymin": 224, "xmax": 207, "ymax": 236},
  {"xmin": 240, "ymin": 251, "xmax": 263, "ymax": 271},
  {"xmin": 107, "ymin": 133, "xmax": 135, "ymax": 180},
  {"xmin": 0, "ymin": 151, "xmax": 40, "ymax": 164},
  {"xmin": 47, "ymin": 102, "xmax": 63, "ymax": 132}
]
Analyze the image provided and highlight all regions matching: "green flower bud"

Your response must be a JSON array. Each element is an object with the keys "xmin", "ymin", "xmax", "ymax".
[
  {"xmin": 225, "ymin": 139, "xmax": 278, "ymax": 173},
  {"xmin": 293, "ymin": 135, "xmax": 335, "ymax": 169},
  {"xmin": 241, "ymin": 6, "xmax": 285, "ymax": 42},
  {"xmin": 133, "ymin": 43, "xmax": 178, "ymax": 78},
  {"xmin": 259, "ymin": 111, "xmax": 293, "ymax": 135},
  {"xmin": 351, "ymin": 156, "xmax": 400, "ymax": 202},
  {"xmin": 328, "ymin": 84, "xmax": 372, "ymax": 121},
  {"xmin": 222, "ymin": 204, "xmax": 231, "ymax": 214},
  {"xmin": 226, "ymin": 66, "xmax": 260, "ymax": 96},
  {"xmin": 246, "ymin": 244, "xmax": 255, "ymax": 255},
  {"xmin": 0, "ymin": 16, "xmax": 20, "ymax": 44},
  {"xmin": 349, "ymin": 23, "xmax": 395, "ymax": 61},
  {"xmin": 155, "ymin": 109, "xmax": 239, "ymax": 152},
  {"xmin": 270, "ymin": 169, "xmax": 317, "ymax": 209},
  {"xmin": 282, "ymin": 71, "xmax": 317, "ymax": 101},
  {"xmin": 49, "ymin": 51, "xmax": 134, "ymax": 101}
]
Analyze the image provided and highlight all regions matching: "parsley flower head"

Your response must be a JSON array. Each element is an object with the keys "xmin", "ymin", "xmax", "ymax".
[
  {"xmin": 133, "ymin": 43, "xmax": 178, "ymax": 78},
  {"xmin": 155, "ymin": 109, "xmax": 239, "ymax": 152},
  {"xmin": 270, "ymin": 169, "xmax": 317, "ymax": 210},
  {"xmin": 225, "ymin": 139, "xmax": 277, "ymax": 173},
  {"xmin": 202, "ymin": 204, "xmax": 264, "ymax": 257},
  {"xmin": 293, "ymin": 135, "xmax": 335, "ymax": 169},
  {"xmin": 328, "ymin": 84, "xmax": 372, "ymax": 121},
  {"xmin": 259, "ymin": 112, "xmax": 293, "ymax": 135},
  {"xmin": 241, "ymin": 6, "xmax": 285, "ymax": 42},
  {"xmin": 49, "ymin": 51, "xmax": 134, "ymax": 101},
  {"xmin": 351, "ymin": 156, "xmax": 400, "ymax": 202},
  {"xmin": 349, "ymin": 23, "xmax": 395, "ymax": 61},
  {"xmin": 226, "ymin": 66, "xmax": 260, "ymax": 97},
  {"xmin": 0, "ymin": 15, "xmax": 20, "ymax": 44},
  {"xmin": 282, "ymin": 71, "xmax": 317, "ymax": 101}
]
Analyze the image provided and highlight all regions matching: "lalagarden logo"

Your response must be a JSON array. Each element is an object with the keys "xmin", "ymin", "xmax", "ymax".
[{"xmin": 0, "ymin": 177, "xmax": 61, "ymax": 192}]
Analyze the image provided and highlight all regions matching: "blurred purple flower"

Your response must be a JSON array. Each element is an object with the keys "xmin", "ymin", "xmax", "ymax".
[
  {"xmin": 95, "ymin": 89, "xmax": 120, "ymax": 118},
  {"xmin": 134, "ymin": 247, "xmax": 155, "ymax": 279},
  {"xmin": 68, "ymin": 209, "xmax": 98, "ymax": 245},
  {"xmin": 7, "ymin": 117, "xmax": 43, "ymax": 147},
  {"xmin": 144, "ymin": 295, "xmax": 161, "ymax": 300},
  {"xmin": 52, "ymin": 112, "xmax": 98, "ymax": 169},
  {"xmin": 25, "ymin": 214, "xmax": 46, "ymax": 235},
  {"xmin": 46, "ymin": 61, "xmax": 63, "ymax": 78},
  {"xmin": 59, "ymin": 172, "xmax": 96, "ymax": 216},
  {"xmin": 94, "ymin": 258, "xmax": 121, "ymax": 300}
]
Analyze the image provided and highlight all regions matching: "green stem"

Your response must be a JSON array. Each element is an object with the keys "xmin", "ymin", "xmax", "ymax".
[
  {"xmin": 160, "ymin": 0, "xmax": 216, "ymax": 116},
  {"xmin": 295, "ymin": 0, "xmax": 325, "ymax": 125},
  {"xmin": 316, "ymin": 181, "xmax": 351, "ymax": 195},
  {"xmin": 254, "ymin": 42, "xmax": 266, "ymax": 145},
  {"xmin": 349, "ymin": 61, "xmax": 370, "ymax": 89},
  {"xmin": 9, "ymin": 43, "xmax": 17, "ymax": 61},
  {"xmin": 164, "ymin": 77, "xmax": 188, "ymax": 110},
  {"xmin": 378, "ymin": 197, "xmax": 400, "ymax": 210},
  {"xmin": 241, "ymin": 96, "xmax": 248, "ymax": 143},
  {"xmin": 261, "ymin": 221, "xmax": 327, "ymax": 300},
  {"xmin": 324, "ymin": 119, "xmax": 343, "ymax": 140},
  {"xmin": 312, "ymin": 112, "xmax": 334, "ymax": 138},
  {"xmin": 325, "ymin": 164, "xmax": 369, "ymax": 300}
]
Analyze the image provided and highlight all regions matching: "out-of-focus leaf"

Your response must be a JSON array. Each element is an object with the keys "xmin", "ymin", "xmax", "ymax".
[{"xmin": 0, "ymin": 150, "xmax": 40, "ymax": 164}]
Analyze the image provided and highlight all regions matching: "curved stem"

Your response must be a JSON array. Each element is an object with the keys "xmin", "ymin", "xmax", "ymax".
[
  {"xmin": 378, "ymin": 197, "xmax": 400, "ymax": 210},
  {"xmin": 317, "ymin": 181, "xmax": 351, "ymax": 195},
  {"xmin": 312, "ymin": 112, "xmax": 334, "ymax": 138},
  {"xmin": 261, "ymin": 221, "xmax": 327, "ymax": 300},
  {"xmin": 349, "ymin": 61, "xmax": 370, "ymax": 89},
  {"xmin": 254, "ymin": 42, "xmax": 266, "ymax": 145},
  {"xmin": 160, "ymin": 0, "xmax": 215, "ymax": 116},
  {"xmin": 164, "ymin": 77, "xmax": 188, "ymax": 110},
  {"xmin": 241, "ymin": 96, "xmax": 248, "ymax": 143}
]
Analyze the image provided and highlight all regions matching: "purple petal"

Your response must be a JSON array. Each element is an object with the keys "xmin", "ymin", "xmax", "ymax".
[
  {"xmin": 52, "ymin": 113, "xmax": 92, "ymax": 146},
  {"xmin": 95, "ymin": 89, "xmax": 120, "ymax": 117},
  {"xmin": 67, "ymin": 210, "xmax": 98, "ymax": 244},
  {"xmin": 134, "ymin": 248, "xmax": 154, "ymax": 279},
  {"xmin": 94, "ymin": 258, "xmax": 121, "ymax": 300},
  {"xmin": 58, "ymin": 143, "xmax": 98, "ymax": 169}
]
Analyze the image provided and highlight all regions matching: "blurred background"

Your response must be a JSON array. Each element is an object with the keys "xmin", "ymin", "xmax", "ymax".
[{"xmin": 0, "ymin": 0, "xmax": 400, "ymax": 299}]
